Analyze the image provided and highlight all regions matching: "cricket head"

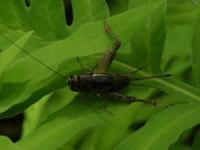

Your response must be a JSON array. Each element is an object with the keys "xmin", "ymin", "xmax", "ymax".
[{"xmin": 67, "ymin": 74, "xmax": 80, "ymax": 91}]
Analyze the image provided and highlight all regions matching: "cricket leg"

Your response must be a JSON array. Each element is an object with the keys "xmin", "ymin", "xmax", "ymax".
[
  {"xmin": 93, "ymin": 20, "xmax": 121, "ymax": 74},
  {"xmin": 100, "ymin": 92, "xmax": 158, "ymax": 106},
  {"xmin": 76, "ymin": 57, "xmax": 93, "ymax": 73},
  {"xmin": 129, "ymin": 83, "xmax": 160, "ymax": 89},
  {"xmin": 96, "ymin": 93, "xmax": 115, "ymax": 116}
]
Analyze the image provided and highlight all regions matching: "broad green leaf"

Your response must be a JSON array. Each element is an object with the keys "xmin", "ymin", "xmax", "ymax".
[
  {"xmin": 192, "ymin": 11, "xmax": 200, "ymax": 88},
  {"xmin": 22, "ymin": 93, "xmax": 52, "ymax": 137},
  {"xmin": 169, "ymin": 128, "xmax": 193, "ymax": 150},
  {"xmin": 115, "ymin": 104, "xmax": 200, "ymax": 150},
  {"xmin": 129, "ymin": 0, "xmax": 167, "ymax": 73},
  {"xmin": 192, "ymin": 129, "xmax": 200, "ymax": 150},
  {"xmin": 93, "ymin": 105, "xmax": 160, "ymax": 150},
  {"xmin": 17, "ymin": 96, "xmax": 158, "ymax": 150},
  {"xmin": 0, "ymin": 31, "xmax": 33, "ymax": 79},
  {"xmin": 22, "ymin": 87, "xmax": 76, "ymax": 137},
  {"xmin": 71, "ymin": 0, "xmax": 109, "ymax": 30},
  {"xmin": 0, "ymin": 24, "xmax": 49, "ymax": 56},
  {"xmin": 0, "ymin": 0, "xmax": 68, "ymax": 40},
  {"xmin": 0, "ymin": 1, "xmax": 166, "ymax": 118},
  {"xmin": 0, "ymin": 136, "xmax": 25, "ymax": 150},
  {"xmin": 17, "ymin": 96, "xmax": 105, "ymax": 150},
  {"xmin": 0, "ymin": 1, "xmax": 20, "ymax": 29},
  {"xmin": 162, "ymin": 1, "xmax": 199, "ymax": 79},
  {"xmin": 170, "ymin": 141, "xmax": 191, "ymax": 150},
  {"xmin": 106, "ymin": 0, "xmax": 129, "ymax": 15},
  {"xmin": 0, "ymin": 1, "xmax": 200, "ymax": 149}
]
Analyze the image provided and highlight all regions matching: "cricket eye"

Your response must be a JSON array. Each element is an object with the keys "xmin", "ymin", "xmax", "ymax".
[
  {"xmin": 67, "ymin": 76, "xmax": 72, "ymax": 86},
  {"xmin": 67, "ymin": 78, "xmax": 71, "ymax": 86}
]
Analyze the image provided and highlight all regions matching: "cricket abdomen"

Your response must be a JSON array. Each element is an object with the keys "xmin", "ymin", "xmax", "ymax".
[{"xmin": 68, "ymin": 73, "xmax": 130, "ymax": 92}]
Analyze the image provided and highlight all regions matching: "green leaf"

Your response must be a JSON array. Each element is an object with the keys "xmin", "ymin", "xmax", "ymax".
[
  {"xmin": 192, "ymin": 11, "xmax": 200, "ymax": 88},
  {"xmin": 71, "ymin": 0, "xmax": 109, "ymax": 30},
  {"xmin": 162, "ymin": 1, "xmax": 199, "ymax": 78},
  {"xmin": 192, "ymin": 129, "xmax": 200, "ymax": 150},
  {"xmin": 106, "ymin": 0, "xmax": 129, "ymax": 15},
  {"xmin": 0, "ymin": 0, "xmax": 68, "ymax": 40},
  {"xmin": 17, "ymin": 96, "xmax": 104, "ymax": 150},
  {"xmin": 92, "ymin": 104, "xmax": 160, "ymax": 150},
  {"xmin": 0, "ymin": 136, "xmax": 25, "ymax": 150},
  {"xmin": 169, "ymin": 128, "xmax": 194, "ymax": 150},
  {"xmin": 0, "ymin": 1, "xmax": 199, "ymax": 149},
  {"xmin": 129, "ymin": 0, "xmax": 167, "ymax": 73},
  {"xmin": 115, "ymin": 104, "xmax": 200, "ymax": 150},
  {"xmin": 114, "ymin": 60, "xmax": 200, "ymax": 103},
  {"xmin": 0, "ymin": 0, "xmax": 167, "ymax": 118},
  {"xmin": 22, "ymin": 87, "xmax": 76, "ymax": 137},
  {"xmin": 0, "ymin": 31, "xmax": 33, "ymax": 79}
]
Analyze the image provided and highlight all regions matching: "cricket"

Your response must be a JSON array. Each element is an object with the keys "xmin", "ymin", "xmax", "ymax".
[
  {"xmin": 1, "ymin": 20, "xmax": 170, "ymax": 106},
  {"xmin": 68, "ymin": 21, "xmax": 170, "ymax": 105}
]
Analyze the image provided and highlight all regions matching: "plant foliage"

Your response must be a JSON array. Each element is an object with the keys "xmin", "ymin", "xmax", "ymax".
[{"xmin": 0, "ymin": 0, "xmax": 200, "ymax": 149}]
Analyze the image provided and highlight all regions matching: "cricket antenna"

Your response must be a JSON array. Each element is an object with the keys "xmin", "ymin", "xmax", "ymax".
[
  {"xmin": 0, "ymin": 33, "xmax": 66, "ymax": 80},
  {"xmin": 132, "ymin": 62, "xmax": 153, "ymax": 74},
  {"xmin": 132, "ymin": 73, "xmax": 171, "ymax": 81}
]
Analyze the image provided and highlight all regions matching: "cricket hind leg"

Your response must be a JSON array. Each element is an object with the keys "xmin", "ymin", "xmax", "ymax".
[
  {"xmin": 93, "ymin": 20, "xmax": 121, "ymax": 74},
  {"xmin": 100, "ymin": 92, "xmax": 158, "ymax": 106}
]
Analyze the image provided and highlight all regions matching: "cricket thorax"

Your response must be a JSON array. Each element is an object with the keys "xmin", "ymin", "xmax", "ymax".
[{"xmin": 68, "ymin": 73, "xmax": 130, "ymax": 92}]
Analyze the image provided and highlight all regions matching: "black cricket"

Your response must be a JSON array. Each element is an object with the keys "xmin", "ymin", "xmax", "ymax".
[
  {"xmin": 68, "ymin": 73, "xmax": 130, "ymax": 92},
  {"xmin": 67, "ymin": 21, "xmax": 170, "ymax": 105}
]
